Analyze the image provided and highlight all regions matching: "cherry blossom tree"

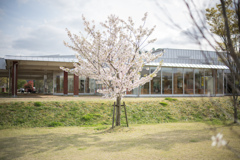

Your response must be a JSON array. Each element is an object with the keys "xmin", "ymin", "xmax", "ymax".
[
  {"xmin": 61, "ymin": 13, "xmax": 164, "ymax": 126},
  {"xmin": 24, "ymin": 80, "xmax": 34, "ymax": 92}
]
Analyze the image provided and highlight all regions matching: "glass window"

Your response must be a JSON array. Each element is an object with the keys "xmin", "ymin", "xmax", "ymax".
[
  {"xmin": 151, "ymin": 67, "xmax": 161, "ymax": 94},
  {"xmin": 54, "ymin": 73, "xmax": 63, "ymax": 93},
  {"xmin": 205, "ymin": 69, "xmax": 214, "ymax": 95},
  {"xmin": 225, "ymin": 73, "xmax": 233, "ymax": 94},
  {"xmin": 126, "ymin": 88, "xmax": 132, "ymax": 94},
  {"xmin": 85, "ymin": 77, "xmax": 90, "ymax": 93},
  {"xmin": 89, "ymin": 79, "xmax": 95, "ymax": 93},
  {"xmin": 216, "ymin": 70, "xmax": 223, "ymax": 94},
  {"xmin": 127, "ymin": 88, "xmax": 138, "ymax": 95},
  {"xmin": 132, "ymin": 88, "xmax": 138, "ymax": 95},
  {"xmin": 47, "ymin": 73, "xmax": 53, "ymax": 94},
  {"xmin": 95, "ymin": 82, "xmax": 99, "ymax": 94},
  {"xmin": 126, "ymin": 89, "xmax": 132, "ymax": 94},
  {"xmin": 195, "ymin": 69, "xmax": 204, "ymax": 94},
  {"xmin": 141, "ymin": 83, "xmax": 149, "ymax": 94},
  {"xmin": 162, "ymin": 68, "xmax": 172, "ymax": 94},
  {"xmin": 55, "ymin": 75, "xmax": 61, "ymax": 93},
  {"xmin": 97, "ymin": 84, "xmax": 102, "ymax": 92},
  {"xmin": 141, "ymin": 68, "xmax": 149, "ymax": 94},
  {"xmin": 34, "ymin": 79, "xmax": 44, "ymax": 93},
  {"xmin": 184, "ymin": 68, "xmax": 194, "ymax": 94},
  {"xmin": 68, "ymin": 74, "xmax": 74, "ymax": 93},
  {"xmin": 126, "ymin": 78, "xmax": 138, "ymax": 95},
  {"xmin": 79, "ymin": 77, "xmax": 85, "ymax": 93},
  {"xmin": 173, "ymin": 68, "xmax": 183, "ymax": 94},
  {"xmin": 224, "ymin": 75, "xmax": 227, "ymax": 94},
  {"xmin": 96, "ymin": 83, "xmax": 107, "ymax": 93}
]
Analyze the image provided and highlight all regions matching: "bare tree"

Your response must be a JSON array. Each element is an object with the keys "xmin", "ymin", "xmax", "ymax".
[{"xmin": 156, "ymin": 0, "xmax": 239, "ymax": 123}]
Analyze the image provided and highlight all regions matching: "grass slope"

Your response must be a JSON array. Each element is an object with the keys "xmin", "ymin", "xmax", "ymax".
[{"xmin": 0, "ymin": 97, "xmax": 239, "ymax": 129}]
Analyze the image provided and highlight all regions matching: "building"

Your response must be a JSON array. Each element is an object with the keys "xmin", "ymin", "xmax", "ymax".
[{"xmin": 0, "ymin": 48, "xmax": 230, "ymax": 97}]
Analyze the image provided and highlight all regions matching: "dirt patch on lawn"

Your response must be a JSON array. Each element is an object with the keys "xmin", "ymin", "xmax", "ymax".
[
  {"xmin": 0, "ymin": 94, "xmax": 103, "ymax": 103},
  {"xmin": 0, "ymin": 93, "xmax": 229, "ymax": 103}
]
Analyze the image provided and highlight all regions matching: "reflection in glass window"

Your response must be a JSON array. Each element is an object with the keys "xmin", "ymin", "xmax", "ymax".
[
  {"xmin": 56, "ymin": 76, "xmax": 61, "ymax": 93},
  {"xmin": 217, "ymin": 70, "xmax": 223, "ymax": 94},
  {"xmin": 195, "ymin": 69, "xmax": 204, "ymax": 94},
  {"xmin": 173, "ymin": 68, "xmax": 183, "ymax": 94},
  {"xmin": 54, "ymin": 73, "xmax": 64, "ymax": 93},
  {"xmin": 126, "ymin": 87, "xmax": 138, "ymax": 95},
  {"xmin": 225, "ymin": 73, "xmax": 233, "ymax": 94},
  {"xmin": 96, "ymin": 83, "xmax": 107, "ymax": 94},
  {"xmin": 162, "ymin": 68, "xmax": 172, "ymax": 94},
  {"xmin": 89, "ymin": 79, "xmax": 95, "ymax": 93},
  {"xmin": 205, "ymin": 69, "xmax": 214, "ymax": 95},
  {"xmin": 55, "ymin": 75, "xmax": 63, "ymax": 93},
  {"xmin": 47, "ymin": 73, "xmax": 53, "ymax": 94},
  {"xmin": 79, "ymin": 77, "xmax": 85, "ymax": 93},
  {"xmin": 141, "ymin": 68, "xmax": 149, "ymax": 94},
  {"xmin": 141, "ymin": 83, "xmax": 149, "ymax": 94},
  {"xmin": 84, "ymin": 77, "xmax": 92, "ymax": 93},
  {"xmin": 68, "ymin": 74, "xmax": 74, "ymax": 93},
  {"xmin": 151, "ymin": 67, "xmax": 161, "ymax": 94},
  {"xmin": 84, "ymin": 77, "xmax": 89, "ymax": 93},
  {"xmin": 97, "ymin": 84, "xmax": 102, "ymax": 92},
  {"xmin": 184, "ymin": 68, "xmax": 194, "ymax": 94}
]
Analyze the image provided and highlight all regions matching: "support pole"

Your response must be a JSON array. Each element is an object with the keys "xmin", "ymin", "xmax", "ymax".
[
  {"xmin": 123, "ymin": 102, "xmax": 129, "ymax": 127},
  {"xmin": 12, "ymin": 61, "xmax": 18, "ymax": 97},
  {"xmin": 8, "ymin": 67, "xmax": 11, "ymax": 95},
  {"xmin": 63, "ymin": 71, "xmax": 68, "ymax": 96},
  {"xmin": 112, "ymin": 102, "xmax": 115, "ymax": 129},
  {"xmin": 74, "ymin": 74, "xmax": 79, "ymax": 96}
]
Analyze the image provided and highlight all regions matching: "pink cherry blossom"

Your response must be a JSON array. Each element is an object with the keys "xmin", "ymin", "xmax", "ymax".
[{"xmin": 61, "ymin": 13, "xmax": 164, "ymax": 99}]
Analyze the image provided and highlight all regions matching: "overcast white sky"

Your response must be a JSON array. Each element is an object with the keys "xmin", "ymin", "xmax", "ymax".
[{"xmin": 0, "ymin": 0, "xmax": 216, "ymax": 57}]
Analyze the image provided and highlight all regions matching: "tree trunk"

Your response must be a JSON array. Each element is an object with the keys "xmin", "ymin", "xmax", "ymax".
[
  {"xmin": 115, "ymin": 96, "xmax": 121, "ymax": 126},
  {"xmin": 234, "ymin": 103, "xmax": 238, "ymax": 123},
  {"xmin": 233, "ymin": 96, "xmax": 238, "ymax": 123}
]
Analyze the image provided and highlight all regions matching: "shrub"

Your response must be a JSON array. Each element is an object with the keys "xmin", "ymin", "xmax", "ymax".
[
  {"xmin": 165, "ymin": 97, "xmax": 177, "ymax": 102},
  {"xmin": 34, "ymin": 102, "xmax": 42, "ymax": 107},
  {"xmin": 81, "ymin": 114, "xmax": 102, "ymax": 121},
  {"xmin": 160, "ymin": 102, "xmax": 168, "ymax": 106},
  {"xmin": 48, "ymin": 122, "xmax": 63, "ymax": 127},
  {"xmin": 81, "ymin": 114, "xmax": 94, "ymax": 121}
]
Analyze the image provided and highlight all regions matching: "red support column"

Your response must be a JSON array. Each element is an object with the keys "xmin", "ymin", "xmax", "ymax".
[
  {"xmin": 12, "ymin": 61, "xmax": 18, "ymax": 97},
  {"xmin": 2, "ymin": 88, "xmax": 6, "ymax": 92},
  {"xmin": 64, "ymin": 71, "xmax": 68, "ymax": 95},
  {"xmin": 74, "ymin": 75, "xmax": 79, "ymax": 96}
]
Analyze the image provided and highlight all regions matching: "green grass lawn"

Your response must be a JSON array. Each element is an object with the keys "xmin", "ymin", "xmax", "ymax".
[
  {"xmin": 0, "ymin": 96, "xmax": 238, "ymax": 129},
  {"xmin": 0, "ymin": 123, "xmax": 239, "ymax": 160},
  {"xmin": 0, "ymin": 96, "xmax": 239, "ymax": 159}
]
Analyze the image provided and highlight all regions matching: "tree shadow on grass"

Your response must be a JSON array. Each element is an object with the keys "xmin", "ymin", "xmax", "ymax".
[
  {"xmin": 95, "ymin": 129, "xmax": 210, "ymax": 152},
  {"xmin": 0, "ymin": 133, "xmax": 101, "ymax": 160},
  {"xmin": 0, "ymin": 128, "xmax": 210, "ymax": 160}
]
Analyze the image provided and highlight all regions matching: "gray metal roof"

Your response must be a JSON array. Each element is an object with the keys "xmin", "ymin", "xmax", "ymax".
[
  {"xmin": 4, "ymin": 55, "xmax": 77, "ymax": 62},
  {"xmin": 146, "ymin": 62, "xmax": 228, "ymax": 69},
  {"xmin": 0, "ymin": 58, "xmax": 6, "ymax": 69},
  {"xmin": 153, "ymin": 48, "xmax": 225, "ymax": 65},
  {"xmin": 2, "ymin": 48, "xmax": 229, "ymax": 69}
]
